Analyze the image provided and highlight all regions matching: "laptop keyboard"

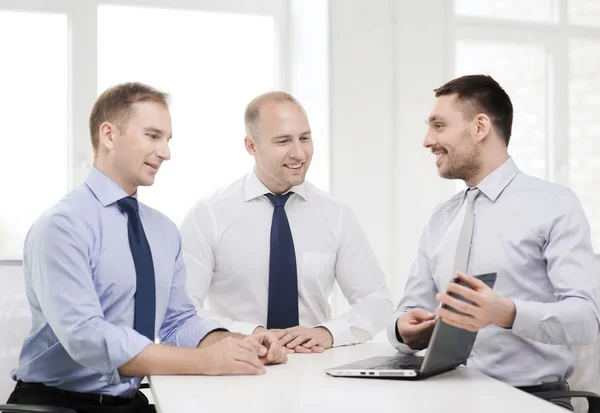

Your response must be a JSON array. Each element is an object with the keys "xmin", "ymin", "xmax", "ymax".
[{"xmin": 372, "ymin": 355, "xmax": 424, "ymax": 370}]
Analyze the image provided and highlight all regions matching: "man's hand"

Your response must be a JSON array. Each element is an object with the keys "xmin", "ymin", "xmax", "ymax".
[
  {"xmin": 435, "ymin": 271, "xmax": 516, "ymax": 332},
  {"xmin": 278, "ymin": 326, "xmax": 333, "ymax": 353},
  {"xmin": 197, "ymin": 337, "xmax": 265, "ymax": 375},
  {"xmin": 396, "ymin": 308, "xmax": 436, "ymax": 350},
  {"xmin": 247, "ymin": 332, "xmax": 288, "ymax": 365}
]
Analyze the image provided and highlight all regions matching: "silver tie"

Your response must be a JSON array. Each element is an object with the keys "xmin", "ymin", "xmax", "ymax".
[{"xmin": 452, "ymin": 188, "xmax": 480, "ymax": 274}]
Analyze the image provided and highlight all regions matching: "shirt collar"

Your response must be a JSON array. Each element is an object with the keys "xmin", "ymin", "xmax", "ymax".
[
  {"xmin": 85, "ymin": 166, "xmax": 137, "ymax": 207},
  {"xmin": 243, "ymin": 168, "xmax": 307, "ymax": 202},
  {"xmin": 470, "ymin": 157, "xmax": 520, "ymax": 202}
]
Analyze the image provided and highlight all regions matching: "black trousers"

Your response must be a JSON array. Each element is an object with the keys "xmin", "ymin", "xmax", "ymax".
[
  {"xmin": 6, "ymin": 381, "xmax": 156, "ymax": 413},
  {"xmin": 517, "ymin": 380, "xmax": 574, "ymax": 411}
]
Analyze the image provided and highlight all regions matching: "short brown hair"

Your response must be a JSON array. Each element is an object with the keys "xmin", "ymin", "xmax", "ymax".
[
  {"xmin": 435, "ymin": 74, "xmax": 513, "ymax": 146},
  {"xmin": 89, "ymin": 82, "xmax": 170, "ymax": 154},
  {"xmin": 244, "ymin": 91, "xmax": 300, "ymax": 138}
]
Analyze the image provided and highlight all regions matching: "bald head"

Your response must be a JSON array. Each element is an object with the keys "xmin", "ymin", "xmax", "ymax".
[{"xmin": 244, "ymin": 91, "xmax": 302, "ymax": 139}]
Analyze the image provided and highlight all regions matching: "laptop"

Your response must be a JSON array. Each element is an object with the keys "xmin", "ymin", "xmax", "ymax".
[{"xmin": 325, "ymin": 272, "xmax": 497, "ymax": 380}]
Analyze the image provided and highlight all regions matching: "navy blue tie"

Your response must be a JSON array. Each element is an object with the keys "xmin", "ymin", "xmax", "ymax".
[
  {"xmin": 265, "ymin": 192, "xmax": 299, "ymax": 329},
  {"xmin": 117, "ymin": 196, "xmax": 156, "ymax": 341}
]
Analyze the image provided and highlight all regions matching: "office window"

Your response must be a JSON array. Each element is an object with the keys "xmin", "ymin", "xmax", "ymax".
[
  {"xmin": 98, "ymin": 5, "xmax": 275, "ymax": 225},
  {"xmin": 453, "ymin": 3, "xmax": 600, "ymax": 251},
  {"xmin": 569, "ymin": 39, "xmax": 600, "ymax": 250},
  {"xmin": 0, "ymin": 11, "xmax": 68, "ymax": 259},
  {"xmin": 456, "ymin": 41, "xmax": 549, "ymax": 180},
  {"xmin": 455, "ymin": 0, "xmax": 556, "ymax": 22},
  {"xmin": 568, "ymin": 0, "xmax": 600, "ymax": 27}
]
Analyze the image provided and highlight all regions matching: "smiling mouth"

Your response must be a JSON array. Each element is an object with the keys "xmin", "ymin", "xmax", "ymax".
[
  {"xmin": 145, "ymin": 162, "xmax": 159, "ymax": 171},
  {"xmin": 285, "ymin": 163, "xmax": 303, "ymax": 170}
]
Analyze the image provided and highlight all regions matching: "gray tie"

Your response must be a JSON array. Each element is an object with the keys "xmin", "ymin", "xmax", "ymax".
[{"xmin": 453, "ymin": 188, "xmax": 481, "ymax": 274}]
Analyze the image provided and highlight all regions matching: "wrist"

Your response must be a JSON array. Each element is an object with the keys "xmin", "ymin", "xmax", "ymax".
[
  {"xmin": 253, "ymin": 326, "xmax": 267, "ymax": 335},
  {"xmin": 497, "ymin": 297, "xmax": 516, "ymax": 328},
  {"xmin": 197, "ymin": 329, "xmax": 229, "ymax": 348},
  {"xmin": 315, "ymin": 326, "xmax": 334, "ymax": 348}
]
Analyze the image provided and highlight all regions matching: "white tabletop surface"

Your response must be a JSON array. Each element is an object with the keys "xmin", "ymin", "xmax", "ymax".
[{"xmin": 149, "ymin": 342, "xmax": 565, "ymax": 413}]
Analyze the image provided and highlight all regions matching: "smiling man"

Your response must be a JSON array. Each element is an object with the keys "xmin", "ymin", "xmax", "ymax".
[
  {"xmin": 388, "ymin": 75, "xmax": 600, "ymax": 410},
  {"xmin": 180, "ymin": 91, "xmax": 393, "ymax": 353},
  {"xmin": 8, "ymin": 83, "xmax": 286, "ymax": 413}
]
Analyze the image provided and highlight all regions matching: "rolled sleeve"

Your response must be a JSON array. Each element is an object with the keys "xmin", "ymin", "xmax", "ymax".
[{"xmin": 26, "ymin": 213, "xmax": 153, "ymax": 378}]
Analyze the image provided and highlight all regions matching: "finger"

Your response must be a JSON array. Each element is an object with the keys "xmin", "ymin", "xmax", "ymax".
[
  {"xmin": 455, "ymin": 272, "xmax": 487, "ymax": 290},
  {"xmin": 435, "ymin": 307, "xmax": 478, "ymax": 331},
  {"xmin": 264, "ymin": 336, "xmax": 282, "ymax": 361},
  {"xmin": 234, "ymin": 348, "xmax": 265, "ymax": 371},
  {"xmin": 293, "ymin": 345, "xmax": 311, "ymax": 354},
  {"xmin": 232, "ymin": 360, "xmax": 265, "ymax": 375},
  {"xmin": 279, "ymin": 332, "xmax": 299, "ymax": 347},
  {"xmin": 409, "ymin": 308, "xmax": 436, "ymax": 321},
  {"xmin": 411, "ymin": 318, "xmax": 436, "ymax": 333},
  {"xmin": 310, "ymin": 345, "xmax": 326, "ymax": 353},
  {"xmin": 303, "ymin": 338, "xmax": 318, "ymax": 349},
  {"xmin": 287, "ymin": 334, "xmax": 309, "ymax": 349},
  {"xmin": 238, "ymin": 338, "xmax": 266, "ymax": 356},
  {"xmin": 438, "ymin": 315, "xmax": 479, "ymax": 332},
  {"xmin": 436, "ymin": 292, "xmax": 482, "ymax": 317}
]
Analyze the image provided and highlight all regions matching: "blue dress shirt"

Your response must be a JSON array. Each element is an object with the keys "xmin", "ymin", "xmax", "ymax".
[
  {"xmin": 11, "ymin": 167, "xmax": 223, "ymax": 397},
  {"xmin": 388, "ymin": 158, "xmax": 600, "ymax": 386}
]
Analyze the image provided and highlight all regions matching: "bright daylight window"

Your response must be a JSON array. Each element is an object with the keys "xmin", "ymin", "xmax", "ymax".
[
  {"xmin": 454, "ymin": 0, "xmax": 600, "ymax": 251},
  {"xmin": 98, "ymin": 5, "xmax": 275, "ymax": 226},
  {"xmin": 0, "ymin": 11, "xmax": 68, "ymax": 259}
]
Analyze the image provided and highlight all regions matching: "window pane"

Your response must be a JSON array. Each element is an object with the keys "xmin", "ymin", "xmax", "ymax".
[
  {"xmin": 98, "ymin": 5, "xmax": 275, "ymax": 225},
  {"xmin": 568, "ymin": 0, "xmax": 600, "ymax": 27},
  {"xmin": 0, "ymin": 12, "xmax": 69, "ymax": 259},
  {"xmin": 455, "ymin": 40, "xmax": 549, "ymax": 189},
  {"xmin": 569, "ymin": 38, "xmax": 600, "ymax": 251},
  {"xmin": 455, "ymin": 0, "xmax": 556, "ymax": 22}
]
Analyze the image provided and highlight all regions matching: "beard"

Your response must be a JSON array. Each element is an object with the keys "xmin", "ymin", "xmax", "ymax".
[{"xmin": 438, "ymin": 129, "xmax": 482, "ymax": 182}]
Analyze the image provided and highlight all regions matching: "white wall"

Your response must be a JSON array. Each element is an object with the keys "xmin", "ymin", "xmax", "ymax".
[{"xmin": 328, "ymin": 0, "xmax": 456, "ymax": 303}]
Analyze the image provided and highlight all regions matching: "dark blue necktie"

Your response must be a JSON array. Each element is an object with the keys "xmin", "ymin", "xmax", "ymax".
[
  {"xmin": 265, "ymin": 192, "xmax": 299, "ymax": 329},
  {"xmin": 117, "ymin": 196, "xmax": 156, "ymax": 341}
]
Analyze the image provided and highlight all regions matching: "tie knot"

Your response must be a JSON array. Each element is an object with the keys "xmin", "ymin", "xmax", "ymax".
[
  {"xmin": 265, "ymin": 192, "xmax": 294, "ymax": 208},
  {"xmin": 117, "ymin": 196, "xmax": 139, "ymax": 214},
  {"xmin": 466, "ymin": 188, "xmax": 480, "ymax": 203}
]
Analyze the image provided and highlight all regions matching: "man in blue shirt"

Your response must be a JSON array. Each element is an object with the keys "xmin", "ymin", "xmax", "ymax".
[
  {"xmin": 388, "ymin": 75, "xmax": 600, "ymax": 410},
  {"xmin": 8, "ymin": 82, "xmax": 287, "ymax": 413}
]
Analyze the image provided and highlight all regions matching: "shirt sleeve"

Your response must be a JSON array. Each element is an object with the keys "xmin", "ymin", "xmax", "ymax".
[
  {"xmin": 512, "ymin": 188, "xmax": 600, "ymax": 345},
  {"xmin": 387, "ymin": 226, "xmax": 439, "ymax": 354},
  {"xmin": 317, "ymin": 205, "xmax": 394, "ymax": 347},
  {"xmin": 157, "ymin": 231, "xmax": 225, "ymax": 347},
  {"xmin": 179, "ymin": 202, "xmax": 260, "ymax": 336},
  {"xmin": 25, "ymin": 212, "xmax": 152, "ymax": 385}
]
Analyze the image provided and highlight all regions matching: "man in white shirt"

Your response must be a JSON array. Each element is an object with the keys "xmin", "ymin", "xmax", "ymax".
[
  {"xmin": 388, "ymin": 75, "xmax": 600, "ymax": 410},
  {"xmin": 180, "ymin": 91, "xmax": 393, "ymax": 353}
]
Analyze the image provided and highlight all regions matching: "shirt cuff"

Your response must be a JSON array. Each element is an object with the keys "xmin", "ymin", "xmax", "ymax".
[
  {"xmin": 102, "ymin": 329, "xmax": 153, "ymax": 385},
  {"xmin": 387, "ymin": 316, "xmax": 418, "ymax": 355},
  {"xmin": 181, "ymin": 318, "xmax": 226, "ymax": 348},
  {"xmin": 228, "ymin": 321, "xmax": 262, "ymax": 336},
  {"xmin": 316, "ymin": 319, "xmax": 357, "ymax": 347},
  {"xmin": 512, "ymin": 299, "xmax": 545, "ymax": 342}
]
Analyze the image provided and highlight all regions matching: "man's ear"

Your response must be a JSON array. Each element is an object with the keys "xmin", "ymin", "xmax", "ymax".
[
  {"xmin": 98, "ymin": 121, "xmax": 118, "ymax": 151},
  {"xmin": 473, "ymin": 113, "xmax": 492, "ymax": 143},
  {"xmin": 244, "ymin": 135, "xmax": 258, "ymax": 155}
]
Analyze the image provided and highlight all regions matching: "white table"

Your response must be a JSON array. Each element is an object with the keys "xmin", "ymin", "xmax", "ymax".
[{"xmin": 150, "ymin": 343, "xmax": 566, "ymax": 413}]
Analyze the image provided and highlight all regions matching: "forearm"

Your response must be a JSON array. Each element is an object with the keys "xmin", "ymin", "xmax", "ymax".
[
  {"xmin": 197, "ymin": 330, "xmax": 244, "ymax": 348},
  {"xmin": 118, "ymin": 343, "xmax": 205, "ymax": 376},
  {"xmin": 512, "ymin": 298, "xmax": 600, "ymax": 345}
]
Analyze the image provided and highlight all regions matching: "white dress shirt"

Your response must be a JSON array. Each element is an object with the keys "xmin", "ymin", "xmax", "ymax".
[
  {"xmin": 180, "ymin": 170, "xmax": 393, "ymax": 346},
  {"xmin": 387, "ymin": 157, "xmax": 600, "ymax": 386}
]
